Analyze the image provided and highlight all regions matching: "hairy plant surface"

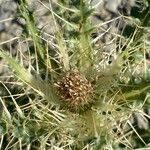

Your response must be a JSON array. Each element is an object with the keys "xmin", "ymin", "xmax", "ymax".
[{"xmin": 0, "ymin": 0, "xmax": 150, "ymax": 149}]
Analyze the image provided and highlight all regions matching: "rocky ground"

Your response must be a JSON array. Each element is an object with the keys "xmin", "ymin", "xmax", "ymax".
[
  {"xmin": 0, "ymin": 0, "xmax": 136, "ymax": 73},
  {"xmin": 0, "ymin": 0, "xmax": 136, "ymax": 50}
]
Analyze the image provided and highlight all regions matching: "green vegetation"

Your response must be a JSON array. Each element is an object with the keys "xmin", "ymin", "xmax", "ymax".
[{"xmin": 0, "ymin": 0, "xmax": 150, "ymax": 149}]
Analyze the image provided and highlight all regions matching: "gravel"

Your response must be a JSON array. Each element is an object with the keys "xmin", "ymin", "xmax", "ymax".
[
  {"xmin": 0, "ymin": 0, "xmax": 137, "ymax": 78},
  {"xmin": 0, "ymin": 0, "xmax": 136, "ymax": 47}
]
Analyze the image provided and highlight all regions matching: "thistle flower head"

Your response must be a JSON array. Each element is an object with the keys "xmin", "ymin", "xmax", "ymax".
[{"xmin": 54, "ymin": 70, "xmax": 94, "ymax": 111}]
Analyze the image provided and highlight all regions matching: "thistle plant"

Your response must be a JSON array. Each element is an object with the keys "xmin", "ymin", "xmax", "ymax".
[{"xmin": 0, "ymin": 0, "xmax": 150, "ymax": 149}]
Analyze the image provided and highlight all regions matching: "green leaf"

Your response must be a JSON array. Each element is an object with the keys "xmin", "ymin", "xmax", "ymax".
[
  {"xmin": 0, "ymin": 50, "xmax": 59, "ymax": 105},
  {"xmin": 0, "ymin": 119, "xmax": 7, "ymax": 134}
]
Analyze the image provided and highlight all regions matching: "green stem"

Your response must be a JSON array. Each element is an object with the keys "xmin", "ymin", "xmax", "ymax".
[
  {"xmin": 18, "ymin": 0, "xmax": 46, "ymax": 60},
  {"xmin": 78, "ymin": 0, "xmax": 93, "ymax": 73}
]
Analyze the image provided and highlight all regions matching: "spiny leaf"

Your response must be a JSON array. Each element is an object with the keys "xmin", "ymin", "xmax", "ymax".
[
  {"xmin": 0, "ymin": 50, "xmax": 59, "ymax": 105},
  {"xmin": 0, "ymin": 50, "xmax": 31, "ymax": 82}
]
